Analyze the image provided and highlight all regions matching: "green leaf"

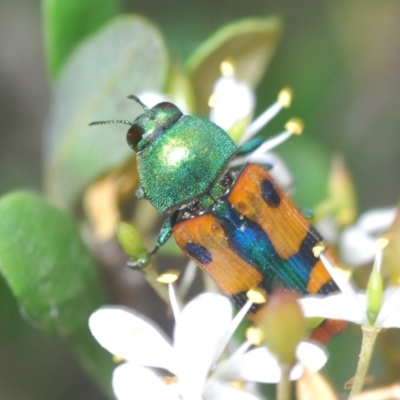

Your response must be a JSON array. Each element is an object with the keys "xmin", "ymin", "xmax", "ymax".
[
  {"xmin": 44, "ymin": 16, "xmax": 168, "ymax": 208},
  {"xmin": 42, "ymin": 0, "xmax": 120, "ymax": 78},
  {"xmin": 186, "ymin": 16, "xmax": 282, "ymax": 115},
  {"xmin": 0, "ymin": 191, "xmax": 113, "ymax": 391}
]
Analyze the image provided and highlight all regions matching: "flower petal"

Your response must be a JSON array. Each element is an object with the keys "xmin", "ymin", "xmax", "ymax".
[
  {"xmin": 89, "ymin": 307, "xmax": 175, "ymax": 371},
  {"xmin": 340, "ymin": 226, "xmax": 378, "ymax": 266},
  {"xmin": 212, "ymin": 298, "xmax": 253, "ymax": 366},
  {"xmin": 173, "ymin": 293, "xmax": 232, "ymax": 395},
  {"xmin": 357, "ymin": 208, "xmax": 397, "ymax": 234},
  {"xmin": 213, "ymin": 341, "xmax": 327, "ymax": 384},
  {"xmin": 378, "ymin": 288, "xmax": 400, "ymax": 327},
  {"xmin": 205, "ymin": 381, "xmax": 262, "ymax": 400},
  {"xmin": 299, "ymin": 294, "xmax": 365, "ymax": 324},
  {"xmin": 295, "ymin": 341, "xmax": 328, "ymax": 373},
  {"xmin": 213, "ymin": 347, "xmax": 282, "ymax": 383},
  {"xmin": 340, "ymin": 208, "xmax": 396, "ymax": 266},
  {"xmin": 112, "ymin": 363, "xmax": 177, "ymax": 400},
  {"xmin": 210, "ymin": 76, "xmax": 255, "ymax": 132},
  {"xmin": 381, "ymin": 310, "xmax": 400, "ymax": 328}
]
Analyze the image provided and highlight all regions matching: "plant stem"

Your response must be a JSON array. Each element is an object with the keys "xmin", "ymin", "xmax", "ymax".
[
  {"xmin": 349, "ymin": 325, "xmax": 380, "ymax": 398},
  {"xmin": 277, "ymin": 364, "xmax": 292, "ymax": 400}
]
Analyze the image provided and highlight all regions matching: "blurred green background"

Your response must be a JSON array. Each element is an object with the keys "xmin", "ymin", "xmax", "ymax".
[{"xmin": 0, "ymin": 0, "xmax": 399, "ymax": 398}]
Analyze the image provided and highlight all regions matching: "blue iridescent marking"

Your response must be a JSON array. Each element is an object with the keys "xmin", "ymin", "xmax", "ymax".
[{"xmin": 213, "ymin": 199, "xmax": 311, "ymax": 294}]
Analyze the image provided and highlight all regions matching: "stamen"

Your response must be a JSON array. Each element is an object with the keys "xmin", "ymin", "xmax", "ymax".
[
  {"xmin": 372, "ymin": 238, "xmax": 388, "ymax": 273},
  {"xmin": 217, "ymin": 324, "xmax": 263, "ymax": 365},
  {"xmin": 212, "ymin": 296, "xmax": 255, "ymax": 365},
  {"xmin": 241, "ymin": 87, "xmax": 293, "ymax": 144},
  {"xmin": 312, "ymin": 242, "xmax": 326, "ymax": 258},
  {"xmin": 251, "ymin": 131, "xmax": 292, "ymax": 157},
  {"xmin": 372, "ymin": 249, "xmax": 383, "ymax": 273},
  {"xmin": 241, "ymin": 103, "xmax": 281, "ymax": 143},
  {"xmin": 112, "ymin": 353, "xmax": 126, "ymax": 363},
  {"xmin": 157, "ymin": 269, "xmax": 180, "ymax": 284},
  {"xmin": 208, "ymin": 92, "xmax": 217, "ymax": 108},
  {"xmin": 227, "ymin": 338, "xmax": 253, "ymax": 362},
  {"xmin": 320, "ymin": 253, "xmax": 355, "ymax": 297},
  {"xmin": 246, "ymin": 326, "xmax": 264, "ymax": 345},
  {"xmin": 285, "ymin": 118, "xmax": 304, "ymax": 135},
  {"xmin": 168, "ymin": 283, "xmax": 181, "ymax": 323},
  {"xmin": 278, "ymin": 87, "xmax": 293, "ymax": 108},
  {"xmin": 376, "ymin": 237, "xmax": 389, "ymax": 250},
  {"xmin": 231, "ymin": 129, "xmax": 294, "ymax": 167},
  {"xmin": 177, "ymin": 261, "xmax": 197, "ymax": 300},
  {"xmin": 247, "ymin": 287, "xmax": 268, "ymax": 304},
  {"xmin": 162, "ymin": 375, "xmax": 179, "ymax": 385},
  {"xmin": 220, "ymin": 59, "xmax": 235, "ymax": 76}
]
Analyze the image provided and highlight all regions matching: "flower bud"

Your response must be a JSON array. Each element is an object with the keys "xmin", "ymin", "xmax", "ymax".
[
  {"xmin": 366, "ymin": 248, "xmax": 384, "ymax": 325},
  {"xmin": 116, "ymin": 220, "xmax": 148, "ymax": 260},
  {"xmin": 257, "ymin": 289, "xmax": 306, "ymax": 365},
  {"xmin": 328, "ymin": 155, "xmax": 357, "ymax": 227}
]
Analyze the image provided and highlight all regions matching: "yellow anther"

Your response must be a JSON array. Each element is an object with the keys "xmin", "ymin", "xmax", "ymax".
[
  {"xmin": 246, "ymin": 326, "xmax": 264, "ymax": 345},
  {"xmin": 208, "ymin": 93, "xmax": 216, "ymax": 108},
  {"xmin": 312, "ymin": 242, "xmax": 326, "ymax": 258},
  {"xmin": 231, "ymin": 381, "xmax": 245, "ymax": 390},
  {"xmin": 112, "ymin": 353, "xmax": 126, "ymax": 363},
  {"xmin": 278, "ymin": 87, "xmax": 293, "ymax": 108},
  {"xmin": 220, "ymin": 59, "xmax": 235, "ymax": 76},
  {"xmin": 247, "ymin": 287, "xmax": 268, "ymax": 304},
  {"xmin": 337, "ymin": 267, "xmax": 352, "ymax": 281},
  {"xmin": 157, "ymin": 269, "xmax": 181, "ymax": 284},
  {"xmin": 162, "ymin": 375, "xmax": 179, "ymax": 385},
  {"xmin": 376, "ymin": 237, "xmax": 389, "ymax": 250},
  {"xmin": 285, "ymin": 118, "xmax": 304, "ymax": 135}
]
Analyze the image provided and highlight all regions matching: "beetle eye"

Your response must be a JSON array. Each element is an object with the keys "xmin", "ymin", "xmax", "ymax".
[{"xmin": 127, "ymin": 124, "xmax": 144, "ymax": 151}]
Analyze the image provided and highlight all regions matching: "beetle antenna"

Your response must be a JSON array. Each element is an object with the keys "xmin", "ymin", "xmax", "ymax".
[
  {"xmin": 89, "ymin": 120, "xmax": 132, "ymax": 126},
  {"xmin": 127, "ymin": 95, "xmax": 149, "ymax": 111}
]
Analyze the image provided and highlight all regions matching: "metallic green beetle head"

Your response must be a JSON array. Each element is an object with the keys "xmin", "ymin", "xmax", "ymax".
[
  {"xmin": 91, "ymin": 96, "xmax": 238, "ymax": 215},
  {"xmin": 126, "ymin": 97, "xmax": 184, "ymax": 153}
]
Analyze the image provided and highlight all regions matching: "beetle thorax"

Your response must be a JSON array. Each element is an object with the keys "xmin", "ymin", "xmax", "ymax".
[{"xmin": 137, "ymin": 115, "xmax": 237, "ymax": 214}]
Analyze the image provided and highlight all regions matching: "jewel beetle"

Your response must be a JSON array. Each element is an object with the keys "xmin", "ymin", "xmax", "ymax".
[{"xmin": 90, "ymin": 95, "xmax": 346, "ymax": 341}]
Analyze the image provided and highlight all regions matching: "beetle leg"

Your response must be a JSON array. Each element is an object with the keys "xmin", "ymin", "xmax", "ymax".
[
  {"xmin": 127, "ymin": 211, "xmax": 179, "ymax": 270},
  {"xmin": 235, "ymin": 137, "xmax": 263, "ymax": 157}
]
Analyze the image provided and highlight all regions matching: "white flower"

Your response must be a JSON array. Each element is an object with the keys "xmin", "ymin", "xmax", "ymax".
[
  {"xmin": 209, "ymin": 72, "xmax": 255, "ymax": 132},
  {"xmin": 299, "ymin": 250, "xmax": 400, "ymax": 329},
  {"xmin": 89, "ymin": 287, "xmax": 327, "ymax": 400},
  {"xmin": 340, "ymin": 207, "xmax": 397, "ymax": 266},
  {"xmin": 208, "ymin": 62, "xmax": 297, "ymax": 190}
]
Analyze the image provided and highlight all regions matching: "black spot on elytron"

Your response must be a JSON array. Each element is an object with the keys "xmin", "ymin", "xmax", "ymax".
[
  {"xmin": 261, "ymin": 179, "xmax": 281, "ymax": 208},
  {"xmin": 185, "ymin": 242, "xmax": 212, "ymax": 264},
  {"xmin": 318, "ymin": 279, "xmax": 340, "ymax": 295}
]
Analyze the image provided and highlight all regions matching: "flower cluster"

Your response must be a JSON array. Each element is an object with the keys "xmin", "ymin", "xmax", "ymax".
[
  {"xmin": 89, "ymin": 66, "xmax": 400, "ymax": 399},
  {"xmin": 89, "ymin": 284, "xmax": 327, "ymax": 400}
]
